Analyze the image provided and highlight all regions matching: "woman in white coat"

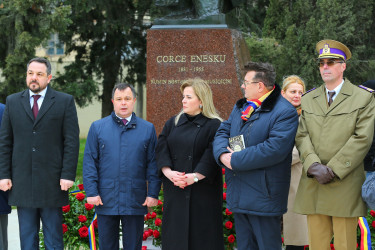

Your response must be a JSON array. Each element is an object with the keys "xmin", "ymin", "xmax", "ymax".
[{"xmin": 281, "ymin": 75, "xmax": 309, "ymax": 250}]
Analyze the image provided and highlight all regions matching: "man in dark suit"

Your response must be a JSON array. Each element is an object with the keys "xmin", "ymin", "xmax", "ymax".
[
  {"xmin": 0, "ymin": 102, "xmax": 11, "ymax": 250},
  {"xmin": 0, "ymin": 57, "xmax": 80, "ymax": 249}
]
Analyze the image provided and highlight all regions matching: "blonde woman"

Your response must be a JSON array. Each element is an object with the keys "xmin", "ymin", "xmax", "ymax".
[
  {"xmin": 156, "ymin": 78, "xmax": 224, "ymax": 250},
  {"xmin": 281, "ymin": 75, "xmax": 308, "ymax": 250}
]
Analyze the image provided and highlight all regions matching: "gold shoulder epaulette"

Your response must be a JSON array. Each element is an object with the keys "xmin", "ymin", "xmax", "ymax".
[
  {"xmin": 302, "ymin": 88, "xmax": 316, "ymax": 96},
  {"xmin": 358, "ymin": 85, "xmax": 375, "ymax": 93}
]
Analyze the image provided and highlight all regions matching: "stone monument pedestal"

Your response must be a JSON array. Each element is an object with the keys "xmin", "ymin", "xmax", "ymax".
[{"xmin": 146, "ymin": 26, "xmax": 250, "ymax": 135}]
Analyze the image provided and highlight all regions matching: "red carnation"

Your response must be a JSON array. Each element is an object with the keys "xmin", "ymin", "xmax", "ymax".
[
  {"xmin": 153, "ymin": 229, "xmax": 160, "ymax": 238},
  {"xmin": 223, "ymin": 193, "xmax": 226, "ymax": 201},
  {"xmin": 62, "ymin": 205, "xmax": 70, "ymax": 213},
  {"xmin": 371, "ymin": 210, "xmax": 375, "ymax": 217},
  {"xmin": 223, "ymin": 182, "xmax": 227, "ymax": 189},
  {"xmin": 155, "ymin": 218, "xmax": 162, "ymax": 226},
  {"xmin": 225, "ymin": 208, "xmax": 232, "ymax": 216},
  {"xmin": 151, "ymin": 212, "xmax": 157, "ymax": 219},
  {"xmin": 62, "ymin": 224, "xmax": 68, "ymax": 234},
  {"xmin": 93, "ymin": 219, "xmax": 98, "ymax": 228},
  {"xmin": 227, "ymin": 234, "xmax": 235, "ymax": 243},
  {"xmin": 78, "ymin": 226, "xmax": 89, "ymax": 238},
  {"xmin": 158, "ymin": 200, "xmax": 163, "ymax": 205},
  {"xmin": 78, "ymin": 184, "xmax": 84, "ymax": 191},
  {"xmin": 225, "ymin": 221, "xmax": 233, "ymax": 230},
  {"xmin": 78, "ymin": 215, "xmax": 87, "ymax": 223},
  {"xmin": 222, "ymin": 168, "xmax": 225, "ymax": 175},
  {"xmin": 85, "ymin": 203, "xmax": 94, "ymax": 211},
  {"xmin": 76, "ymin": 193, "xmax": 85, "ymax": 201}
]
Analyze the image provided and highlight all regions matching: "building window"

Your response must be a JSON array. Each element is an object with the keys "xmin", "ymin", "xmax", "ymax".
[{"xmin": 47, "ymin": 34, "xmax": 64, "ymax": 55}]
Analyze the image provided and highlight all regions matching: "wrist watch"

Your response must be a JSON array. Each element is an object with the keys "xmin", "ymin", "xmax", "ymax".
[{"xmin": 193, "ymin": 173, "xmax": 199, "ymax": 183}]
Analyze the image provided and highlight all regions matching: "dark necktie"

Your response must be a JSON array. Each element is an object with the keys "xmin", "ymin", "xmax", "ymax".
[
  {"xmin": 121, "ymin": 118, "xmax": 128, "ymax": 126},
  {"xmin": 328, "ymin": 91, "xmax": 335, "ymax": 106},
  {"xmin": 32, "ymin": 95, "xmax": 41, "ymax": 119}
]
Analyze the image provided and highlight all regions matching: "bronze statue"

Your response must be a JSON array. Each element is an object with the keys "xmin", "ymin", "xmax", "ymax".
[{"xmin": 154, "ymin": 0, "xmax": 245, "ymax": 24}]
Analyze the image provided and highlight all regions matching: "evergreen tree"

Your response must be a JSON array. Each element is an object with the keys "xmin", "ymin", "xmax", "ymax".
[
  {"xmin": 0, "ymin": 0, "xmax": 72, "ymax": 102},
  {"xmin": 55, "ymin": 0, "xmax": 153, "ymax": 117}
]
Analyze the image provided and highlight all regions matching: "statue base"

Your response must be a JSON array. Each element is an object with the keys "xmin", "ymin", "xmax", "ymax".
[{"xmin": 146, "ymin": 27, "xmax": 251, "ymax": 135}]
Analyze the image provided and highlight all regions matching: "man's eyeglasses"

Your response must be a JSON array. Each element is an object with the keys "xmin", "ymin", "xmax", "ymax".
[
  {"xmin": 318, "ymin": 60, "xmax": 344, "ymax": 68},
  {"xmin": 243, "ymin": 80, "xmax": 260, "ymax": 86}
]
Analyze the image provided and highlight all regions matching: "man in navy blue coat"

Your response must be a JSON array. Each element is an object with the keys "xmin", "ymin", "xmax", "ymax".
[
  {"xmin": 83, "ymin": 83, "xmax": 161, "ymax": 250},
  {"xmin": 0, "ymin": 102, "xmax": 11, "ymax": 250},
  {"xmin": 213, "ymin": 62, "xmax": 299, "ymax": 249}
]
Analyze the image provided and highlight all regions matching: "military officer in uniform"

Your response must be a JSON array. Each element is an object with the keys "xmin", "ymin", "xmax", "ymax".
[{"xmin": 294, "ymin": 39, "xmax": 375, "ymax": 250}]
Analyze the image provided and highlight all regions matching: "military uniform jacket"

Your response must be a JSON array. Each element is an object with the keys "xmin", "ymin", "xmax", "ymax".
[{"xmin": 294, "ymin": 78, "xmax": 375, "ymax": 217}]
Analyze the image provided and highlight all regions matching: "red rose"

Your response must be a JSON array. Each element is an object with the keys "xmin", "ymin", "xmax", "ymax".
[
  {"xmin": 153, "ymin": 229, "xmax": 160, "ymax": 238},
  {"xmin": 282, "ymin": 237, "xmax": 284, "ymax": 243},
  {"xmin": 85, "ymin": 203, "xmax": 94, "ymax": 211},
  {"xmin": 304, "ymin": 246, "xmax": 309, "ymax": 250},
  {"xmin": 148, "ymin": 228, "xmax": 153, "ymax": 235},
  {"xmin": 222, "ymin": 168, "xmax": 225, "ymax": 175},
  {"xmin": 142, "ymin": 246, "xmax": 147, "ymax": 250},
  {"xmin": 155, "ymin": 218, "xmax": 162, "ymax": 226},
  {"xmin": 146, "ymin": 213, "xmax": 151, "ymax": 220},
  {"xmin": 371, "ymin": 210, "xmax": 375, "ymax": 217},
  {"xmin": 78, "ymin": 226, "xmax": 89, "ymax": 238},
  {"xmin": 330, "ymin": 243, "xmax": 335, "ymax": 250},
  {"xmin": 151, "ymin": 212, "xmax": 157, "ymax": 219},
  {"xmin": 225, "ymin": 221, "xmax": 233, "ymax": 230},
  {"xmin": 93, "ymin": 219, "xmax": 98, "ymax": 228},
  {"xmin": 62, "ymin": 205, "xmax": 70, "ymax": 213},
  {"xmin": 76, "ymin": 193, "xmax": 85, "ymax": 201},
  {"xmin": 78, "ymin": 215, "xmax": 87, "ymax": 223},
  {"xmin": 144, "ymin": 231, "xmax": 150, "ymax": 238},
  {"xmin": 225, "ymin": 208, "xmax": 232, "ymax": 216},
  {"xmin": 223, "ymin": 182, "xmax": 227, "ymax": 189},
  {"xmin": 62, "ymin": 224, "xmax": 68, "ymax": 234},
  {"xmin": 158, "ymin": 200, "xmax": 163, "ymax": 205},
  {"xmin": 227, "ymin": 234, "xmax": 235, "ymax": 243},
  {"xmin": 223, "ymin": 193, "xmax": 226, "ymax": 201},
  {"xmin": 78, "ymin": 184, "xmax": 84, "ymax": 190},
  {"xmin": 142, "ymin": 233, "xmax": 148, "ymax": 241},
  {"xmin": 372, "ymin": 221, "xmax": 375, "ymax": 228}
]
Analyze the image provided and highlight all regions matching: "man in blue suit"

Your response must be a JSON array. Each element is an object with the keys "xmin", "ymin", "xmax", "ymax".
[
  {"xmin": 213, "ymin": 62, "xmax": 299, "ymax": 250},
  {"xmin": 83, "ymin": 83, "xmax": 161, "ymax": 250},
  {"xmin": 0, "ymin": 58, "xmax": 80, "ymax": 249},
  {"xmin": 0, "ymin": 102, "xmax": 11, "ymax": 250}
]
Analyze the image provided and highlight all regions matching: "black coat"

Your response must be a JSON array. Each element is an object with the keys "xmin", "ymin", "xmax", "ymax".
[
  {"xmin": 0, "ymin": 87, "xmax": 80, "ymax": 207},
  {"xmin": 156, "ymin": 113, "xmax": 224, "ymax": 250},
  {"xmin": 0, "ymin": 103, "xmax": 10, "ymax": 215}
]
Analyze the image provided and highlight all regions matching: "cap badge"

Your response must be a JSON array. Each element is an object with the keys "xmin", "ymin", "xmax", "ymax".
[{"xmin": 322, "ymin": 44, "xmax": 330, "ymax": 54}]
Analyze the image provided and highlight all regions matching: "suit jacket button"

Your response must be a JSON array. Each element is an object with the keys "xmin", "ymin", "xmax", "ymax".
[{"xmin": 32, "ymin": 148, "xmax": 36, "ymax": 152}]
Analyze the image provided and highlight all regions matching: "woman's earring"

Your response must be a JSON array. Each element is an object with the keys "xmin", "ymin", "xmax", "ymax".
[{"xmin": 199, "ymin": 104, "xmax": 203, "ymax": 109}]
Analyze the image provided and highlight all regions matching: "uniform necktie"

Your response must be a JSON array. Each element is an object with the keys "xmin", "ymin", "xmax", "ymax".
[
  {"xmin": 32, "ymin": 95, "xmax": 41, "ymax": 119},
  {"xmin": 121, "ymin": 119, "xmax": 128, "ymax": 125},
  {"xmin": 328, "ymin": 91, "xmax": 335, "ymax": 106}
]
